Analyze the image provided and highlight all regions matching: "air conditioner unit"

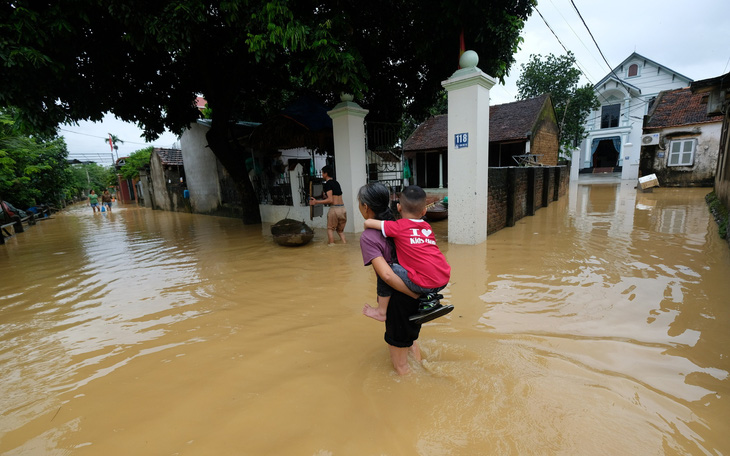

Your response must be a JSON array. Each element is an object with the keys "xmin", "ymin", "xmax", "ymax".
[{"xmin": 641, "ymin": 133, "xmax": 660, "ymax": 146}]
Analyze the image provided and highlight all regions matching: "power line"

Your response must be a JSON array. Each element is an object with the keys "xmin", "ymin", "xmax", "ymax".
[
  {"xmin": 532, "ymin": 5, "xmax": 618, "ymax": 110},
  {"xmin": 547, "ymin": 0, "xmax": 602, "ymax": 79},
  {"xmin": 535, "ymin": 7, "xmax": 571, "ymax": 57},
  {"xmin": 59, "ymin": 128, "xmax": 178, "ymax": 148},
  {"xmin": 533, "ymin": 6, "xmax": 600, "ymax": 90},
  {"xmin": 568, "ymin": 0, "xmax": 632, "ymax": 95}
]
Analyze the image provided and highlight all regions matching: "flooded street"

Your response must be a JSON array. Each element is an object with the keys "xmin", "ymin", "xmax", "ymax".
[{"xmin": 1, "ymin": 183, "xmax": 729, "ymax": 455}]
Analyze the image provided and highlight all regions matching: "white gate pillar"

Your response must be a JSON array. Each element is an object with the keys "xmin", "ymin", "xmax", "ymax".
[
  {"xmin": 442, "ymin": 51, "xmax": 495, "ymax": 245},
  {"xmin": 621, "ymin": 141, "xmax": 639, "ymax": 181},
  {"xmin": 327, "ymin": 94, "xmax": 369, "ymax": 233}
]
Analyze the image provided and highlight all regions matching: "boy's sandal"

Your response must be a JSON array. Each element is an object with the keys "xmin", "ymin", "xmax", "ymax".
[{"xmin": 408, "ymin": 304, "xmax": 454, "ymax": 324}]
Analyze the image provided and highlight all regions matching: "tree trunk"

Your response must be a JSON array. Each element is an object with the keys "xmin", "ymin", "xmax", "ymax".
[{"xmin": 205, "ymin": 124, "xmax": 262, "ymax": 225}]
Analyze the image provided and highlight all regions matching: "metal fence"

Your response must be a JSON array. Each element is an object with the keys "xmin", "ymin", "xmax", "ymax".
[{"xmin": 365, "ymin": 121, "xmax": 405, "ymax": 193}]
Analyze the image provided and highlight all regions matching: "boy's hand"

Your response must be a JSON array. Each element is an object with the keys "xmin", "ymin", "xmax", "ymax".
[{"xmin": 363, "ymin": 218, "xmax": 381, "ymax": 230}]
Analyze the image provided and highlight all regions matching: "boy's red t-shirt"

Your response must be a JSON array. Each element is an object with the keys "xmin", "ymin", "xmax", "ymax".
[{"xmin": 381, "ymin": 218, "xmax": 450, "ymax": 289}]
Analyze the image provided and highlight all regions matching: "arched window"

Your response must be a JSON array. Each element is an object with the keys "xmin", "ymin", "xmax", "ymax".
[{"xmin": 628, "ymin": 64, "xmax": 639, "ymax": 77}]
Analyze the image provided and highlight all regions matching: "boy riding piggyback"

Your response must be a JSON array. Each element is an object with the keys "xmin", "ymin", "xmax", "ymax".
[{"xmin": 364, "ymin": 185, "xmax": 452, "ymax": 323}]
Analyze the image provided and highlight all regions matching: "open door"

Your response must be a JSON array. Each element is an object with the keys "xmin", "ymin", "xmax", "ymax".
[{"xmin": 309, "ymin": 181, "xmax": 323, "ymax": 220}]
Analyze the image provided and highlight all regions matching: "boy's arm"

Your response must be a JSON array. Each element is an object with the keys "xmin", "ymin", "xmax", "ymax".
[
  {"xmin": 363, "ymin": 219, "xmax": 382, "ymax": 230},
  {"xmin": 371, "ymin": 257, "xmax": 419, "ymax": 299}
]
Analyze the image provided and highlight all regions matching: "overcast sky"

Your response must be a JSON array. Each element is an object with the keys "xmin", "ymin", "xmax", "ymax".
[
  {"xmin": 489, "ymin": 0, "xmax": 729, "ymax": 105},
  {"xmin": 61, "ymin": 0, "xmax": 729, "ymax": 165},
  {"xmin": 61, "ymin": 114, "xmax": 180, "ymax": 166}
]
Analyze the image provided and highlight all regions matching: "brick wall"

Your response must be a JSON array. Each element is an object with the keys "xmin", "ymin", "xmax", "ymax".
[
  {"xmin": 487, "ymin": 168, "xmax": 508, "ymax": 234},
  {"xmin": 487, "ymin": 166, "xmax": 569, "ymax": 235},
  {"xmin": 532, "ymin": 111, "xmax": 560, "ymax": 166}
]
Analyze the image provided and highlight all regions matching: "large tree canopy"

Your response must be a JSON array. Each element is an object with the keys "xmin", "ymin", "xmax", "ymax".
[
  {"xmin": 516, "ymin": 52, "xmax": 599, "ymax": 153},
  {"xmin": 1, "ymin": 0, "xmax": 536, "ymax": 223}
]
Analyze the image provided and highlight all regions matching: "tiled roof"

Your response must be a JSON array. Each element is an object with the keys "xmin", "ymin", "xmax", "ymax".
[
  {"xmin": 155, "ymin": 148, "xmax": 184, "ymax": 166},
  {"xmin": 644, "ymin": 87, "xmax": 720, "ymax": 130},
  {"xmin": 403, "ymin": 94, "xmax": 550, "ymax": 152},
  {"xmin": 490, "ymin": 93, "xmax": 550, "ymax": 142},
  {"xmin": 403, "ymin": 115, "xmax": 448, "ymax": 151}
]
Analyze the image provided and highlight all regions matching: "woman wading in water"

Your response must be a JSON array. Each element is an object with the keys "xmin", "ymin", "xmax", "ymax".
[{"xmin": 357, "ymin": 182, "xmax": 423, "ymax": 374}]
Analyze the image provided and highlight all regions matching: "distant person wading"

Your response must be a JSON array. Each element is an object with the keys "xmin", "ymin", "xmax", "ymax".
[{"xmin": 309, "ymin": 165, "xmax": 347, "ymax": 245}]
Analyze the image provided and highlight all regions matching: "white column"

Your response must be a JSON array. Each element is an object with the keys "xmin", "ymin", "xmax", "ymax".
[
  {"xmin": 621, "ymin": 142, "xmax": 639, "ymax": 180},
  {"xmin": 584, "ymin": 137, "xmax": 592, "ymax": 168},
  {"xmin": 442, "ymin": 50, "xmax": 495, "ymax": 245},
  {"xmin": 570, "ymin": 146, "xmax": 580, "ymax": 182},
  {"xmin": 327, "ymin": 94, "xmax": 369, "ymax": 233}
]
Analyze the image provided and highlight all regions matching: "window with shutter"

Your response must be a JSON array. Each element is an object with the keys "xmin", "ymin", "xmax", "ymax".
[{"xmin": 667, "ymin": 139, "xmax": 696, "ymax": 166}]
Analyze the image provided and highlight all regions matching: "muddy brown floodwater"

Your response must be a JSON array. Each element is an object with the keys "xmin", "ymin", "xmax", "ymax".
[{"xmin": 1, "ymin": 183, "xmax": 729, "ymax": 455}]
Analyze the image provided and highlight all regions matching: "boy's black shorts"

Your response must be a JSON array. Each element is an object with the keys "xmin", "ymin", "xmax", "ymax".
[{"xmin": 384, "ymin": 291, "xmax": 421, "ymax": 348}]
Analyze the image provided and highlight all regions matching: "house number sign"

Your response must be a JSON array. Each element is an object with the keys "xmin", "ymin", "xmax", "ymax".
[{"xmin": 455, "ymin": 132, "xmax": 469, "ymax": 149}]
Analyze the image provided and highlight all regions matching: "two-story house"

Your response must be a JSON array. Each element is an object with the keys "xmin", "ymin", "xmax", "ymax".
[{"xmin": 575, "ymin": 52, "xmax": 693, "ymax": 181}]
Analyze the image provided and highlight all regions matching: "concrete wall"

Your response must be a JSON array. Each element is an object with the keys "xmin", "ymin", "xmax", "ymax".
[
  {"xmin": 180, "ymin": 123, "xmax": 222, "ymax": 213},
  {"xmin": 149, "ymin": 153, "xmax": 171, "ymax": 211},
  {"xmin": 716, "ymin": 110, "xmax": 730, "ymax": 213},
  {"xmin": 148, "ymin": 153, "xmax": 189, "ymax": 213},
  {"xmin": 487, "ymin": 166, "xmax": 569, "ymax": 235}
]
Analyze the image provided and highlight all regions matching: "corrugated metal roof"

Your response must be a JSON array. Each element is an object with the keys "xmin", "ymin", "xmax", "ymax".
[{"xmin": 155, "ymin": 148, "xmax": 183, "ymax": 166}]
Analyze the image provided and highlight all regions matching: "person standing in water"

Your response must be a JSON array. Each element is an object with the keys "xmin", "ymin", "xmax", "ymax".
[
  {"xmin": 363, "ymin": 185, "xmax": 452, "ymax": 324},
  {"xmin": 309, "ymin": 165, "xmax": 347, "ymax": 245},
  {"xmin": 101, "ymin": 190, "xmax": 113, "ymax": 212},
  {"xmin": 89, "ymin": 190, "xmax": 100, "ymax": 213},
  {"xmin": 358, "ymin": 182, "xmax": 424, "ymax": 375}
]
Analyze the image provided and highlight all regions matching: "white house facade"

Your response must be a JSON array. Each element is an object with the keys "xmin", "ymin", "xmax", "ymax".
[{"xmin": 575, "ymin": 52, "xmax": 693, "ymax": 181}]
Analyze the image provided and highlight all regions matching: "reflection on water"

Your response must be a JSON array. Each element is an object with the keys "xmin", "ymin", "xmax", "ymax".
[{"xmin": 1, "ymin": 184, "xmax": 729, "ymax": 455}]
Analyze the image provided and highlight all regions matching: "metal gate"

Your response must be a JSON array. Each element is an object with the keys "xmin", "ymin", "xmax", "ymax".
[{"xmin": 365, "ymin": 121, "xmax": 405, "ymax": 193}]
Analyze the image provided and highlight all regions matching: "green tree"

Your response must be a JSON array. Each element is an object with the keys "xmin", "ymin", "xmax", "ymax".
[
  {"xmin": 119, "ymin": 147, "xmax": 153, "ymax": 180},
  {"xmin": 106, "ymin": 133, "xmax": 124, "ymax": 160},
  {"xmin": 1, "ymin": 0, "xmax": 536, "ymax": 223},
  {"xmin": 0, "ymin": 113, "xmax": 69, "ymax": 207},
  {"xmin": 516, "ymin": 52, "xmax": 599, "ymax": 153},
  {"xmin": 66, "ymin": 162, "xmax": 114, "ymax": 199}
]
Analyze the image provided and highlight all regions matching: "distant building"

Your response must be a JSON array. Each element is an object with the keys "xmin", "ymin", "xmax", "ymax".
[
  {"xmin": 146, "ymin": 148, "xmax": 187, "ymax": 212},
  {"xmin": 577, "ymin": 52, "xmax": 693, "ymax": 180},
  {"xmin": 690, "ymin": 72, "xmax": 730, "ymax": 210},
  {"xmin": 641, "ymin": 87, "xmax": 722, "ymax": 186},
  {"xmin": 403, "ymin": 94, "xmax": 559, "ymax": 188}
]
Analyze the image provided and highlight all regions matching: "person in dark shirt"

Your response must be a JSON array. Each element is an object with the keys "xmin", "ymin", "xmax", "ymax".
[
  {"xmin": 101, "ymin": 190, "xmax": 113, "ymax": 212},
  {"xmin": 309, "ymin": 165, "xmax": 347, "ymax": 245}
]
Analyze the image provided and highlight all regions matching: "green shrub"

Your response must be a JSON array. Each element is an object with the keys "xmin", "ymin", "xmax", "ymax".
[{"xmin": 706, "ymin": 191, "xmax": 729, "ymax": 239}]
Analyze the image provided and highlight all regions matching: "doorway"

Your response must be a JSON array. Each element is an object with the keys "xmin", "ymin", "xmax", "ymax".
[{"xmin": 592, "ymin": 137, "xmax": 620, "ymax": 169}]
